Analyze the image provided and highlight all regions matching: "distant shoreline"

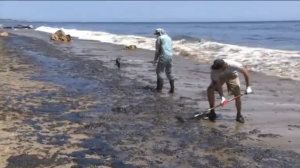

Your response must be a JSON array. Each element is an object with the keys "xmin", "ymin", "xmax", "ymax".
[{"xmin": 1, "ymin": 18, "xmax": 300, "ymax": 24}]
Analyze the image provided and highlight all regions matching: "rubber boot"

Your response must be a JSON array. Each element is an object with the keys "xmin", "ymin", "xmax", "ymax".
[
  {"xmin": 152, "ymin": 78, "xmax": 163, "ymax": 93},
  {"xmin": 236, "ymin": 114, "xmax": 245, "ymax": 123},
  {"xmin": 204, "ymin": 109, "xmax": 217, "ymax": 122},
  {"xmin": 169, "ymin": 80, "xmax": 175, "ymax": 94}
]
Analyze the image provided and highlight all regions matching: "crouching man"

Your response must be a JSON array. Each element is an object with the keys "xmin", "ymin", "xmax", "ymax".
[{"xmin": 206, "ymin": 59, "xmax": 253, "ymax": 123}]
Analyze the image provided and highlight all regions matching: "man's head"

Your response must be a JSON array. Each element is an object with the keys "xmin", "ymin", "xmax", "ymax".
[
  {"xmin": 211, "ymin": 59, "xmax": 227, "ymax": 71},
  {"xmin": 154, "ymin": 28, "xmax": 166, "ymax": 38}
]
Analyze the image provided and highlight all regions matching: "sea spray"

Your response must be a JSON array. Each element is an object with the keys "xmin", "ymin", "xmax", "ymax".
[{"xmin": 36, "ymin": 26, "xmax": 300, "ymax": 80}]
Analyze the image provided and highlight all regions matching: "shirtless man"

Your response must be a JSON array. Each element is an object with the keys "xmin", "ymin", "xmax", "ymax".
[{"xmin": 206, "ymin": 59, "xmax": 253, "ymax": 123}]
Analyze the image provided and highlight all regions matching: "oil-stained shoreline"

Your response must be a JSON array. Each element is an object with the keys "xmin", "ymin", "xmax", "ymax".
[{"xmin": 1, "ymin": 30, "xmax": 300, "ymax": 168}]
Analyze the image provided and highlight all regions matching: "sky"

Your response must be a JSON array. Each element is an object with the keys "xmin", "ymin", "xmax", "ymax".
[{"xmin": 0, "ymin": 1, "xmax": 300, "ymax": 22}]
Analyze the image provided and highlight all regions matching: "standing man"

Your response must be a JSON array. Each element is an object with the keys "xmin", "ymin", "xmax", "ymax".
[
  {"xmin": 151, "ymin": 28, "xmax": 175, "ymax": 94},
  {"xmin": 206, "ymin": 59, "xmax": 253, "ymax": 123}
]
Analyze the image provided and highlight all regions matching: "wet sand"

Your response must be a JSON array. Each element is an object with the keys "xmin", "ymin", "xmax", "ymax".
[{"xmin": 1, "ymin": 30, "xmax": 300, "ymax": 168}]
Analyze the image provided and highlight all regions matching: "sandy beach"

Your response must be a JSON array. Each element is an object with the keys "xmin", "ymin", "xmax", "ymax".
[{"xmin": 1, "ymin": 29, "xmax": 300, "ymax": 168}]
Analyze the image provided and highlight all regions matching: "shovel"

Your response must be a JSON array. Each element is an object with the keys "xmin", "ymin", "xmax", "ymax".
[{"xmin": 175, "ymin": 94, "xmax": 245, "ymax": 123}]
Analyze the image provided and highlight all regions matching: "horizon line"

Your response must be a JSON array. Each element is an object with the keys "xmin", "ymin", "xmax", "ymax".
[{"xmin": 1, "ymin": 18, "xmax": 300, "ymax": 23}]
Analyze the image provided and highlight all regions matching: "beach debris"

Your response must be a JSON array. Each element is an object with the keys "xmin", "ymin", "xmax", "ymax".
[
  {"xmin": 50, "ymin": 30, "xmax": 73, "ymax": 42},
  {"xmin": 3, "ymin": 26, "xmax": 13, "ymax": 29},
  {"xmin": 14, "ymin": 24, "xmax": 34, "ymax": 29},
  {"xmin": 2, "ymin": 24, "xmax": 34, "ymax": 29},
  {"xmin": 116, "ymin": 58, "xmax": 121, "ymax": 69},
  {"xmin": 123, "ymin": 45, "xmax": 137, "ymax": 50},
  {"xmin": 249, "ymin": 129, "xmax": 261, "ymax": 134},
  {"xmin": 288, "ymin": 125, "xmax": 300, "ymax": 128},
  {"xmin": 175, "ymin": 115, "xmax": 185, "ymax": 123},
  {"xmin": 179, "ymin": 50, "xmax": 190, "ymax": 57},
  {"xmin": 257, "ymin": 133, "xmax": 282, "ymax": 138},
  {"xmin": 111, "ymin": 106, "xmax": 127, "ymax": 113},
  {"xmin": 0, "ymin": 31, "xmax": 9, "ymax": 37}
]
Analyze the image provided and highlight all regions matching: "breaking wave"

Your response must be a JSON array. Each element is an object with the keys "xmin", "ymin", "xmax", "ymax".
[{"xmin": 35, "ymin": 26, "xmax": 300, "ymax": 80}]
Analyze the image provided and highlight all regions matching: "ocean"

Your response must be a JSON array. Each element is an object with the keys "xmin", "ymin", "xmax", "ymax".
[{"xmin": 2, "ymin": 20, "xmax": 300, "ymax": 80}]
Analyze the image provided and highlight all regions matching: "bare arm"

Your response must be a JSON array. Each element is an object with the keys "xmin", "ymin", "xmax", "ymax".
[
  {"xmin": 212, "ymin": 80, "xmax": 224, "ymax": 98},
  {"xmin": 216, "ymin": 81, "xmax": 224, "ymax": 98},
  {"xmin": 211, "ymin": 70, "xmax": 224, "ymax": 98},
  {"xmin": 240, "ymin": 68, "xmax": 250, "ymax": 87}
]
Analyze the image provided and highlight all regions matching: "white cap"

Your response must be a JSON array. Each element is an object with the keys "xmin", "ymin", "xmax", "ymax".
[{"xmin": 154, "ymin": 28, "xmax": 166, "ymax": 35}]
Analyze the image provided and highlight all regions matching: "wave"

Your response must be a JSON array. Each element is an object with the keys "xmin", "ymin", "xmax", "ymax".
[
  {"xmin": 35, "ymin": 26, "xmax": 300, "ymax": 80},
  {"xmin": 171, "ymin": 35, "xmax": 200, "ymax": 41}
]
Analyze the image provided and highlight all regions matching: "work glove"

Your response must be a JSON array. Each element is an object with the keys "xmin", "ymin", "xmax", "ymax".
[
  {"xmin": 220, "ymin": 96, "xmax": 228, "ymax": 107},
  {"xmin": 245, "ymin": 86, "xmax": 253, "ymax": 95}
]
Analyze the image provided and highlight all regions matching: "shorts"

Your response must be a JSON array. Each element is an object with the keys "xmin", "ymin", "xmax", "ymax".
[{"xmin": 208, "ymin": 76, "xmax": 241, "ymax": 96}]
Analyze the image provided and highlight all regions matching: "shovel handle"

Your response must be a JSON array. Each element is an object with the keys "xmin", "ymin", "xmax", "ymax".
[
  {"xmin": 193, "ymin": 93, "xmax": 247, "ymax": 118},
  {"xmin": 207, "ymin": 94, "xmax": 244, "ymax": 111}
]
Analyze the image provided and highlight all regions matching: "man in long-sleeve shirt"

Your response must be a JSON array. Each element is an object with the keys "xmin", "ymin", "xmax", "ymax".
[{"xmin": 151, "ymin": 28, "xmax": 175, "ymax": 94}]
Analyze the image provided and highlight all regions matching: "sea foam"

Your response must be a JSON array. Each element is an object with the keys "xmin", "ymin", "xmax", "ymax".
[{"xmin": 35, "ymin": 26, "xmax": 300, "ymax": 80}]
